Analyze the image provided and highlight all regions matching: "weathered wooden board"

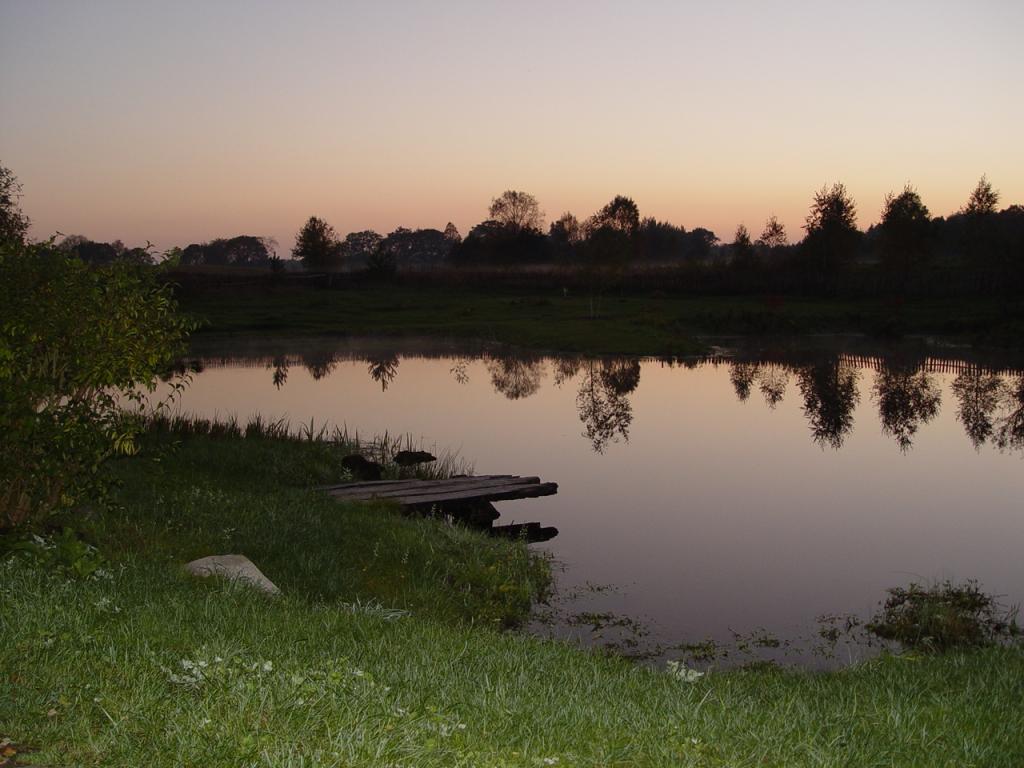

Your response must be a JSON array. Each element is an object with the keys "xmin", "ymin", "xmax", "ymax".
[
  {"xmin": 323, "ymin": 475, "xmax": 557, "ymax": 507},
  {"xmin": 323, "ymin": 475, "xmax": 532, "ymax": 498}
]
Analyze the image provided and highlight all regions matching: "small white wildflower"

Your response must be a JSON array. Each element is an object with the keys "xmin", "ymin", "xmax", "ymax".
[
  {"xmin": 262, "ymin": 660, "xmax": 273, "ymax": 673},
  {"xmin": 541, "ymin": 759, "xmax": 560, "ymax": 766},
  {"xmin": 214, "ymin": 656, "xmax": 224, "ymax": 663}
]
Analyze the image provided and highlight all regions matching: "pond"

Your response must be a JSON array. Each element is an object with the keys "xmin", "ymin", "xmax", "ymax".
[{"xmin": 173, "ymin": 335, "xmax": 1024, "ymax": 664}]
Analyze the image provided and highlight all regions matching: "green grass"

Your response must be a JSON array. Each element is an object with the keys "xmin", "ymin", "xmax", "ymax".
[
  {"xmin": 3, "ymin": 433, "xmax": 1023, "ymax": 766},
  {"xmin": 92, "ymin": 429, "xmax": 549, "ymax": 629},
  {"xmin": 178, "ymin": 284, "xmax": 1024, "ymax": 356}
]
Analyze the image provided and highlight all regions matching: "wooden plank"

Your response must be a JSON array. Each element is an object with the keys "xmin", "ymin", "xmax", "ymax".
[
  {"xmin": 393, "ymin": 482, "xmax": 558, "ymax": 506},
  {"xmin": 325, "ymin": 475, "xmax": 528, "ymax": 495},
  {"xmin": 323, "ymin": 474, "xmax": 558, "ymax": 508},
  {"xmin": 326, "ymin": 476, "xmax": 541, "ymax": 500},
  {"xmin": 318, "ymin": 475, "xmax": 516, "ymax": 493}
]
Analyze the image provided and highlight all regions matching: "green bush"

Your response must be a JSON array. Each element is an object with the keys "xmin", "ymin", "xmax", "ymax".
[
  {"xmin": 0, "ymin": 241, "xmax": 191, "ymax": 530},
  {"xmin": 867, "ymin": 580, "xmax": 1020, "ymax": 651}
]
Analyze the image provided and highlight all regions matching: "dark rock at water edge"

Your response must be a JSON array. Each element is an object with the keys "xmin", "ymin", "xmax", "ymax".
[
  {"xmin": 393, "ymin": 450, "xmax": 437, "ymax": 466},
  {"xmin": 342, "ymin": 454, "xmax": 384, "ymax": 481}
]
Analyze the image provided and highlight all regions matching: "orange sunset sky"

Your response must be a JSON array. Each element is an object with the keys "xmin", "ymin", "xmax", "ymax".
[{"xmin": 1, "ymin": 0, "xmax": 1022, "ymax": 253}]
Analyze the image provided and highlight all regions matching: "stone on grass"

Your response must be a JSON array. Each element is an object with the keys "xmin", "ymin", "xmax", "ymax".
[{"xmin": 185, "ymin": 554, "xmax": 280, "ymax": 595}]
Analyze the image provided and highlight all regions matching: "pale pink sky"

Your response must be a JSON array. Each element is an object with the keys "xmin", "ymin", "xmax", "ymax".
[{"xmin": 2, "ymin": 0, "xmax": 1022, "ymax": 253}]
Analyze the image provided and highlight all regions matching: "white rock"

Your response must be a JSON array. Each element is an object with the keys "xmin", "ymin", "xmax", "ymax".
[{"xmin": 184, "ymin": 554, "xmax": 280, "ymax": 595}]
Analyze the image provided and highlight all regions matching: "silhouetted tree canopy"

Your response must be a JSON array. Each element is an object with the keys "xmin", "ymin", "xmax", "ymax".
[
  {"xmin": 730, "ymin": 224, "xmax": 756, "ymax": 269},
  {"xmin": 961, "ymin": 175, "xmax": 999, "ymax": 216},
  {"xmin": 0, "ymin": 163, "xmax": 30, "ymax": 245},
  {"xmin": 488, "ymin": 190, "xmax": 544, "ymax": 234},
  {"xmin": 586, "ymin": 195, "xmax": 640, "ymax": 236},
  {"xmin": 878, "ymin": 185, "xmax": 931, "ymax": 287},
  {"xmin": 181, "ymin": 235, "xmax": 274, "ymax": 267},
  {"xmin": 293, "ymin": 216, "xmax": 342, "ymax": 270},
  {"xmin": 443, "ymin": 222, "xmax": 462, "ymax": 244},
  {"xmin": 60, "ymin": 236, "xmax": 154, "ymax": 266},
  {"xmin": 757, "ymin": 215, "xmax": 788, "ymax": 249},
  {"xmin": 549, "ymin": 212, "xmax": 583, "ymax": 261},
  {"xmin": 802, "ymin": 182, "xmax": 860, "ymax": 287},
  {"xmin": 339, "ymin": 230, "xmax": 383, "ymax": 271},
  {"xmin": 376, "ymin": 227, "xmax": 452, "ymax": 270},
  {"xmin": 452, "ymin": 220, "xmax": 548, "ymax": 265}
]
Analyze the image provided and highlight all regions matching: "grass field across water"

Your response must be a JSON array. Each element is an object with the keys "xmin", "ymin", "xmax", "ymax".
[{"xmin": 178, "ymin": 282, "xmax": 1024, "ymax": 356}]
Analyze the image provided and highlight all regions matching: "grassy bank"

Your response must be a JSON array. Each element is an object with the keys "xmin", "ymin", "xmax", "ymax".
[
  {"xmin": 178, "ymin": 283, "xmax": 1024, "ymax": 356},
  {"xmin": 3, "ymin": 433, "xmax": 1023, "ymax": 766}
]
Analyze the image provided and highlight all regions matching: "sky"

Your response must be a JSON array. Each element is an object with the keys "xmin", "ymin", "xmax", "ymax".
[{"xmin": 2, "ymin": 0, "xmax": 1022, "ymax": 253}]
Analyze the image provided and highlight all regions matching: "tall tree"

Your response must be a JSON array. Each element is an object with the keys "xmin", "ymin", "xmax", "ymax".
[
  {"xmin": 757, "ymin": 215, "xmax": 788, "ymax": 249},
  {"xmin": 443, "ymin": 222, "xmax": 462, "ymax": 243},
  {"xmin": 586, "ymin": 195, "xmax": 640, "ymax": 235},
  {"xmin": 730, "ymin": 224, "xmax": 756, "ymax": 268},
  {"xmin": 293, "ymin": 216, "xmax": 341, "ymax": 270},
  {"xmin": 802, "ymin": 182, "xmax": 860, "ymax": 287},
  {"xmin": 961, "ymin": 175, "xmax": 999, "ymax": 216},
  {"xmin": 878, "ymin": 184, "xmax": 932, "ymax": 288},
  {"xmin": 488, "ymin": 190, "xmax": 544, "ymax": 233},
  {"xmin": 0, "ymin": 163, "xmax": 31, "ymax": 245},
  {"xmin": 958, "ymin": 176, "xmax": 1002, "ymax": 280},
  {"xmin": 339, "ymin": 230, "xmax": 383, "ymax": 270}
]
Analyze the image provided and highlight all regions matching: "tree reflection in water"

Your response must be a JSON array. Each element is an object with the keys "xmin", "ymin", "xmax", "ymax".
[
  {"xmin": 729, "ymin": 362, "xmax": 758, "ymax": 402},
  {"xmin": 301, "ymin": 350, "xmax": 338, "ymax": 381},
  {"xmin": 486, "ymin": 355, "xmax": 546, "ymax": 400},
  {"xmin": 218, "ymin": 344, "xmax": 1024, "ymax": 455},
  {"xmin": 270, "ymin": 356, "xmax": 289, "ymax": 390},
  {"xmin": 757, "ymin": 364, "xmax": 789, "ymax": 409},
  {"xmin": 872, "ymin": 366, "xmax": 941, "ymax": 452},
  {"xmin": 449, "ymin": 358, "xmax": 471, "ymax": 385},
  {"xmin": 552, "ymin": 356, "xmax": 582, "ymax": 387},
  {"xmin": 367, "ymin": 354, "xmax": 400, "ymax": 391},
  {"xmin": 994, "ymin": 375, "xmax": 1024, "ymax": 451},
  {"xmin": 952, "ymin": 369, "xmax": 1007, "ymax": 449},
  {"xmin": 575, "ymin": 359, "xmax": 639, "ymax": 453},
  {"xmin": 731, "ymin": 361, "xmax": 789, "ymax": 408},
  {"xmin": 795, "ymin": 361, "xmax": 861, "ymax": 449}
]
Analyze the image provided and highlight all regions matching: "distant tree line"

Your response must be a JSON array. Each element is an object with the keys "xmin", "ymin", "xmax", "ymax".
[
  {"xmin": 284, "ymin": 178, "xmax": 1021, "ymax": 296},
  {"xmin": 2, "ymin": 160, "xmax": 1020, "ymax": 297}
]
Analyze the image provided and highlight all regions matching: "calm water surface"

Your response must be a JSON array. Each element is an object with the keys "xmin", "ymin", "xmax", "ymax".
[{"xmin": 175, "ymin": 336, "xmax": 1024, "ymax": 662}]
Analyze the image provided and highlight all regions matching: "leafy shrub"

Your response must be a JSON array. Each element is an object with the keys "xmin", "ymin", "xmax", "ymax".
[
  {"xmin": 866, "ymin": 580, "xmax": 1020, "ymax": 651},
  {"xmin": 0, "ymin": 241, "xmax": 191, "ymax": 530},
  {"xmin": 1, "ymin": 527, "xmax": 107, "ymax": 579}
]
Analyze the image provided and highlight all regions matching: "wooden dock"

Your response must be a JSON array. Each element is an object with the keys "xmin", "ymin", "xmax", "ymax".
[{"xmin": 322, "ymin": 475, "xmax": 558, "ymax": 508}]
